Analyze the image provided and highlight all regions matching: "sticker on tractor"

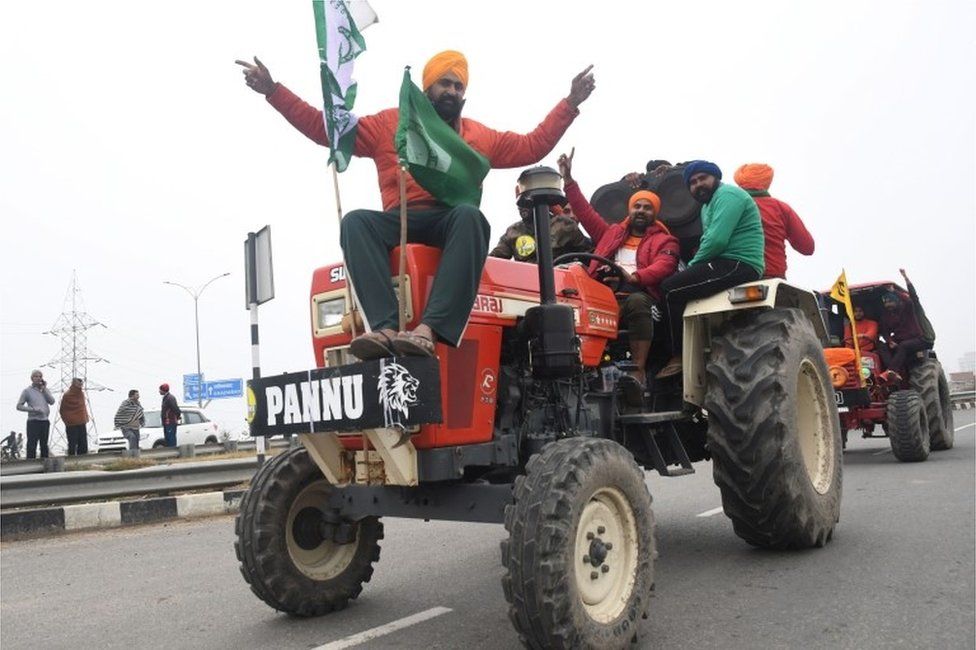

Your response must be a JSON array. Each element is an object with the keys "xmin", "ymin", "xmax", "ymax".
[{"xmin": 247, "ymin": 357, "xmax": 442, "ymax": 436}]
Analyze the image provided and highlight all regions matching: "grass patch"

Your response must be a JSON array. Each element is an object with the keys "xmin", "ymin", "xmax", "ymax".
[{"xmin": 102, "ymin": 457, "xmax": 156, "ymax": 472}]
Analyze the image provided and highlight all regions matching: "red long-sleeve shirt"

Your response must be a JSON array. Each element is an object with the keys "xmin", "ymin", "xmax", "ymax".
[
  {"xmin": 266, "ymin": 85, "xmax": 579, "ymax": 211},
  {"xmin": 753, "ymin": 195, "xmax": 815, "ymax": 279}
]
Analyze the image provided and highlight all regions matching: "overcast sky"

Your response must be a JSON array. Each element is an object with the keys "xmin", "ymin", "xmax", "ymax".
[{"xmin": 1, "ymin": 0, "xmax": 973, "ymax": 445}]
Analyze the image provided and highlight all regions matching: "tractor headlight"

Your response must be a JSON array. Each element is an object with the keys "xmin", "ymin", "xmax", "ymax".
[
  {"xmin": 728, "ymin": 285, "xmax": 769, "ymax": 304},
  {"xmin": 829, "ymin": 366, "xmax": 850, "ymax": 388},
  {"xmin": 316, "ymin": 297, "xmax": 346, "ymax": 329}
]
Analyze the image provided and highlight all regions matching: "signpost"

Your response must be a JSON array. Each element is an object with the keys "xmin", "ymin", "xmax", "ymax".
[{"xmin": 245, "ymin": 226, "xmax": 275, "ymax": 465}]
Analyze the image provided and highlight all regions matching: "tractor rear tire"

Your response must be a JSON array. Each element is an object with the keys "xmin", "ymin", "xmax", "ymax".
[
  {"xmin": 705, "ymin": 308, "xmax": 842, "ymax": 549},
  {"xmin": 910, "ymin": 359, "xmax": 954, "ymax": 450},
  {"xmin": 234, "ymin": 446, "xmax": 382, "ymax": 616},
  {"xmin": 886, "ymin": 390, "xmax": 930, "ymax": 462},
  {"xmin": 501, "ymin": 438, "xmax": 655, "ymax": 649}
]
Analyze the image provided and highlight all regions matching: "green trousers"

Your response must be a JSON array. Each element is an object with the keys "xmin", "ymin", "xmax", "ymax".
[
  {"xmin": 339, "ymin": 205, "xmax": 490, "ymax": 346},
  {"xmin": 618, "ymin": 291, "xmax": 655, "ymax": 341}
]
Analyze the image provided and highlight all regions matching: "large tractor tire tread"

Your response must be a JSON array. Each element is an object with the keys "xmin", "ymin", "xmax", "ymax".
[
  {"xmin": 705, "ymin": 308, "xmax": 842, "ymax": 550},
  {"xmin": 501, "ymin": 438, "xmax": 654, "ymax": 650},
  {"xmin": 234, "ymin": 446, "xmax": 383, "ymax": 616},
  {"xmin": 886, "ymin": 390, "xmax": 930, "ymax": 462},
  {"xmin": 910, "ymin": 359, "xmax": 954, "ymax": 450}
]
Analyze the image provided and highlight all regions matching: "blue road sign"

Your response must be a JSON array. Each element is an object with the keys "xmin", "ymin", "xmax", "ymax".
[
  {"xmin": 183, "ymin": 373, "xmax": 203, "ymax": 386},
  {"xmin": 205, "ymin": 379, "xmax": 244, "ymax": 400},
  {"xmin": 184, "ymin": 384, "xmax": 202, "ymax": 402}
]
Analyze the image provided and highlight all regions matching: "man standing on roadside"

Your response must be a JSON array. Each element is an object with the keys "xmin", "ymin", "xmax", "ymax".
[
  {"xmin": 15, "ymin": 370, "xmax": 56, "ymax": 459},
  {"xmin": 114, "ymin": 390, "xmax": 145, "ymax": 455},
  {"xmin": 159, "ymin": 383, "xmax": 181, "ymax": 447},
  {"xmin": 59, "ymin": 377, "xmax": 90, "ymax": 455}
]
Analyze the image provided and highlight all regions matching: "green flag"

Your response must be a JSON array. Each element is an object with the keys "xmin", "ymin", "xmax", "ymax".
[
  {"xmin": 394, "ymin": 68, "xmax": 490, "ymax": 207},
  {"xmin": 311, "ymin": 0, "xmax": 377, "ymax": 172}
]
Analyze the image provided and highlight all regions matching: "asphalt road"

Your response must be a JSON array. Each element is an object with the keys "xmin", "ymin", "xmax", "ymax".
[{"xmin": 2, "ymin": 410, "xmax": 973, "ymax": 649}]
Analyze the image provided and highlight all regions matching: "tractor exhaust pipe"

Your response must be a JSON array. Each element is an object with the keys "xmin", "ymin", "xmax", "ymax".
[{"xmin": 516, "ymin": 166, "xmax": 580, "ymax": 379}]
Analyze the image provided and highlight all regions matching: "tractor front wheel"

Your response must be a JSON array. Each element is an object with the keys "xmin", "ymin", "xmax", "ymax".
[
  {"xmin": 234, "ymin": 446, "xmax": 383, "ymax": 616},
  {"xmin": 886, "ymin": 390, "xmax": 930, "ymax": 462},
  {"xmin": 501, "ymin": 438, "xmax": 655, "ymax": 649},
  {"xmin": 705, "ymin": 308, "xmax": 843, "ymax": 549}
]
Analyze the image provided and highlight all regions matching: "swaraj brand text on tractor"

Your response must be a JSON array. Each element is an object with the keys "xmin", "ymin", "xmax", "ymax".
[{"xmin": 235, "ymin": 166, "xmax": 843, "ymax": 649}]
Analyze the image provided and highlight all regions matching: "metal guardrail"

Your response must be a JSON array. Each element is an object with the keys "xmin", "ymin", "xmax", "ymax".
[
  {"xmin": 0, "ymin": 458, "xmax": 259, "ymax": 509},
  {"xmin": 950, "ymin": 390, "xmax": 975, "ymax": 402},
  {"xmin": 0, "ymin": 438, "xmax": 292, "ymax": 477}
]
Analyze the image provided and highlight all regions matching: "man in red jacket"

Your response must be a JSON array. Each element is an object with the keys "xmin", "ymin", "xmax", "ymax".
[
  {"xmin": 558, "ymin": 150, "xmax": 680, "ymax": 390},
  {"xmin": 238, "ymin": 51, "xmax": 595, "ymax": 359},
  {"xmin": 734, "ymin": 163, "xmax": 814, "ymax": 279}
]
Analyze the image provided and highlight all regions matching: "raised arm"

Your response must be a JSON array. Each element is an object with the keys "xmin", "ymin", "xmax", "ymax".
[
  {"xmin": 480, "ymin": 66, "xmax": 594, "ymax": 168},
  {"xmin": 558, "ymin": 149, "xmax": 610, "ymax": 244}
]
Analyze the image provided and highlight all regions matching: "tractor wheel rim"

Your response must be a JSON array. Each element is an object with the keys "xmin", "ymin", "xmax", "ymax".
[
  {"xmin": 573, "ymin": 486, "xmax": 639, "ymax": 623},
  {"xmin": 286, "ymin": 479, "xmax": 357, "ymax": 580},
  {"xmin": 796, "ymin": 358, "xmax": 835, "ymax": 494}
]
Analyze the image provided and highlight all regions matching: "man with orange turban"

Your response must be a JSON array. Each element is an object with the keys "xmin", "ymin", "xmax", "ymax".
[
  {"xmin": 558, "ymin": 150, "xmax": 680, "ymax": 398},
  {"xmin": 238, "ymin": 51, "xmax": 595, "ymax": 359},
  {"xmin": 734, "ymin": 163, "xmax": 814, "ymax": 279}
]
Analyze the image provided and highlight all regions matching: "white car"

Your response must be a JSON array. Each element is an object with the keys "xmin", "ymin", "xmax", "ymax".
[{"xmin": 96, "ymin": 407, "xmax": 225, "ymax": 452}]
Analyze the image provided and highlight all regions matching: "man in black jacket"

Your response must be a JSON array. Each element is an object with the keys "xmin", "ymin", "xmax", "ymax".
[{"xmin": 159, "ymin": 384, "xmax": 182, "ymax": 447}]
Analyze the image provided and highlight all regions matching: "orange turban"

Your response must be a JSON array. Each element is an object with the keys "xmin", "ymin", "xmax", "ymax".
[
  {"xmin": 628, "ymin": 190, "xmax": 661, "ymax": 216},
  {"xmin": 422, "ymin": 50, "xmax": 468, "ymax": 90},
  {"xmin": 734, "ymin": 163, "xmax": 774, "ymax": 191}
]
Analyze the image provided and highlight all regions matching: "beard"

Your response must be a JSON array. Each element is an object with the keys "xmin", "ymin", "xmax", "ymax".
[
  {"xmin": 692, "ymin": 185, "xmax": 716, "ymax": 203},
  {"xmin": 432, "ymin": 95, "xmax": 464, "ymax": 122}
]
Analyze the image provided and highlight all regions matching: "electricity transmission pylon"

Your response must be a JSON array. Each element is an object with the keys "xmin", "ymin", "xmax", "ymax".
[{"xmin": 43, "ymin": 271, "xmax": 110, "ymax": 451}]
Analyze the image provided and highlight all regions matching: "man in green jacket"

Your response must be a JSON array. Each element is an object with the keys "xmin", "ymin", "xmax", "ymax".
[{"xmin": 658, "ymin": 161, "xmax": 765, "ymax": 376}]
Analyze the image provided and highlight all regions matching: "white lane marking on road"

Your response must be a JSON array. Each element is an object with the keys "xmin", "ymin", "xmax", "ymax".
[
  {"xmin": 697, "ymin": 506, "xmax": 724, "ymax": 518},
  {"xmin": 954, "ymin": 423, "xmax": 975, "ymax": 431},
  {"xmin": 873, "ymin": 448, "xmax": 892, "ymax": 456},
  {"xmin": 315, "ymin": 606, "xmax": 453, "ymax": 650}
]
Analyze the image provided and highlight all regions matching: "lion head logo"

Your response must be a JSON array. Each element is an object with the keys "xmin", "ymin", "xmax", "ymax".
[{"xmin": 377, "ymin": 361, "xmax": 420, "ymax": 429}]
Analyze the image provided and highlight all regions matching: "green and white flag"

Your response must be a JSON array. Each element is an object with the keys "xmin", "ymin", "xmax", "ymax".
[
  {"xmin": 312, "ymin": 0, "xmax": 378, "ymax": 172},
  {"xmin": 394, "ymin": 68, "xmax": 490, "ymax": 208}
]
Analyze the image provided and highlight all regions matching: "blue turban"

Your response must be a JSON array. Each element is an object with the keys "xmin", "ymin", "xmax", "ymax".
[{"xmin": 683, "ymin": 160, "xmax": 723, "ymax": 186}]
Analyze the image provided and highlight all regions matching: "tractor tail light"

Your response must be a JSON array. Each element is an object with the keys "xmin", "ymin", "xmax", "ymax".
[
  {"xmin": 728, "ymin": 285, "xmax": 769, "ymax": 304},
  {"xmin": 829, "ymin": 366, "xmax": 850, "ymax": 388}
]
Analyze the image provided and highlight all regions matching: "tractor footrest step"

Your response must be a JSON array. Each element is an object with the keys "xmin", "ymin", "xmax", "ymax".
[
  {"xmin": 662, "ymin": 467, "xmax": 695, "ymax": 477},
  {"xmin": 618, "ymin": 411, "xmax": 687, "ymax": 425}
]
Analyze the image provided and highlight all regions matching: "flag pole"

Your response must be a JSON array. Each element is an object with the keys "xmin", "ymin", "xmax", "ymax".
[
  {"xmin": 331, "ymin": 162, "xmax": 358, "ymax": 338},
  {"xmin": 397, "ymin": 166, "xmax": 409, "ymax": 331}
]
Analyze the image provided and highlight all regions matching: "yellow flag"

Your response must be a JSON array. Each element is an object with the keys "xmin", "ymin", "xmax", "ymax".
[{"xmin": 830, "ymin": 270, "xmax": 863, "ymax": 386}]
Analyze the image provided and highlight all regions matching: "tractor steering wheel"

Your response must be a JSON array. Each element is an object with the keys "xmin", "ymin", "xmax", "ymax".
[{"xmin": 553, "ymin": 252, "xmax": 630, "ymax": 293}]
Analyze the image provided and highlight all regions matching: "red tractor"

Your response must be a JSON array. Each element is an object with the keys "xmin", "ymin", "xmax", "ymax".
[
  {"xmin": 819, "ymin": 281, "xmax": 953, "ymax": 461},
  {"xmin": 236, "ymin": 168, "xmax": 843, "ymax": 648}
]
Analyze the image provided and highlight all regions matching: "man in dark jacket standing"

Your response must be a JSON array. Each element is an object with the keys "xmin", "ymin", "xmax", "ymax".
[
  {"xmin": 16, "ymin": 370, "xmax": 56, "ymax": 459},
  {"xmin": 59, "ymin": 377, "xmax": 90, "ymax": 455},
  {"xmin": 558, "ymin": 150, "xmax": 680, "ymax": 390},
  {"xmin": 878, "ymin": 268, "xmax": 936, "ymax": 379},
  {"xmin": 159, "ymin": 384, "xmax": 181, "ymax": 447}
]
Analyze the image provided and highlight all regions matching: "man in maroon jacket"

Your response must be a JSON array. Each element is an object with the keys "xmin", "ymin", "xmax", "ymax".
[
  {"xmin": 558, "ymin": 150, "xmax": 680, "ymax": 390},
  {"xmin": 734, "ymin": 163, "xmax": 814, "ymax": 279}
]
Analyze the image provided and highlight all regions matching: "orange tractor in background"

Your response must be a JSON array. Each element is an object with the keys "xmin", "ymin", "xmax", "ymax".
[
  {"xmin": 818, "ymin": 280, "xmax": 953, "ymax": 461},
  {"xmin": 235, "ymin": 167, "xmax": 843, "ymax": 648}
]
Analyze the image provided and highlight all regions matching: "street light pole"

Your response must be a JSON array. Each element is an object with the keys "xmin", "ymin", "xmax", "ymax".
[{"xmin": 164, "ymin": 272, "xmax": 231, "ymax": 407}]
